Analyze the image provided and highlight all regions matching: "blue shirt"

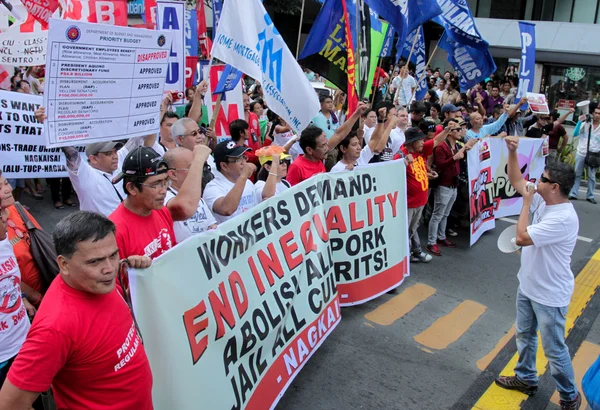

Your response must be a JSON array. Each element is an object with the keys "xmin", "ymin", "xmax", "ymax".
[
  {"xmin": 466, "ymin": 113, "xmax": 509, "ymax": 141},
  {"xmin": 311, "ymin": 111, "xmax": 339, "ymax": 140}
]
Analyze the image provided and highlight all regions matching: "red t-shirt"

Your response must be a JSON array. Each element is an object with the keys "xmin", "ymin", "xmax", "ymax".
[
  {"xmin": 286, "ymin": 155, "xmax": 326, "ymax": 186},
  {"xmin": 109, "ymin": 204, "xmax": 177, "ymax": 260},
  {"xmin": 372, "ymin": 67, "xmax": 388, "ymax": 88},
  {"xmin": 8, "ymin": 276, "xmax": 153, "ymax": 410},
  {"xmin": 246, "ymin": 112, "xmax": 262, "ymax": 151},
  {"xmin": 398, "ymin": 140, "xmax": 434, "ymax": 208}
]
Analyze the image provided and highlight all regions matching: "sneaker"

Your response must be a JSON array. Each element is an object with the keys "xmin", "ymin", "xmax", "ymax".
[
  {"xmin": 411, "ymin": 252, "xmax": 433, "ymax": 263},
  {"xmin": 587, "ymin": 198, "xmax": 597, "ymax": 204},
  {"xmin": 437, "ymin": 239, "xmax": 456, "ymax": 248},
  {"xmin": 494, "ymin": 375, "xmax": 538, "ymax": 396},
  {"xmin": 447, "ymin": 228, "xmax": 458, "ymax": 237},
  {"xmin": 426, "ymin": 244, "xmax": 442, "ymax": 256},
  {"xmin": 560, "ymin": 394, "xmax": 582, "ymax": 410}
]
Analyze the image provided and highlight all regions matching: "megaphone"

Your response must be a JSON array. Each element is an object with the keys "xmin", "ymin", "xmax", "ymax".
[
  {"xmin": 577, "ymin": 100, "xmax": 591, "ymax": 120},
  {"xmin": 497, "ymin": 225, "xmax": 521, "ymax": 253}
]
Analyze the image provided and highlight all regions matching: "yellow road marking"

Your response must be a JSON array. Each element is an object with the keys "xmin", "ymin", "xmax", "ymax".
[
  {"xmin": 472, "ymin": 249, "xmax": 600, "ymax": 410},
  {"xmin": 364, "ymin": 283, "xmax": 436, "ymax": 326},
  {"xmin": 477, "ymin": 325, "xmax": 516, "ymax": 371},
  {"xmin": 414, "ymin": 300, "xmax": 486, "ymax": 350},
  {"xmin": 550, "ymin": 341, "xmax": 600, "ymax": 408}
]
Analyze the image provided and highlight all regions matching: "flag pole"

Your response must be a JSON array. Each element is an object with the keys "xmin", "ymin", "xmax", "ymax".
[
  {"xmin": 355, "ymin": 0, "xmax": 361, "ymax": 100},
  {"xmin": 295, "ymin": 0, "xmax": 306, "ymax": 59},
  {"xmin": 370, "ymin": 55, "xmax": 383, "ymax": 106},
  {"xmin": 408, "ymin": 31, "xmax": 442, "ymax": 103}
]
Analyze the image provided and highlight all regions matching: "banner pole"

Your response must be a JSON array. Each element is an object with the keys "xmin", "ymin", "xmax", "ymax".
[
  {"xmin": 355, "ymin": 0, "xmax": 361, "ymax": 100},
  {"xmin": 295, "ymin": 0, "xmax": 306, "ymax": 59},
  {"xmin": 409, "ymin": 33, "xmax": 441, "ymax": 103},
  {"xmin": 371, "ymin": 55, "xmax": 383, "ymax": 106},
  {"xmin": 210, "ymin": 93, "xmax": 223, "ymax": 129}
]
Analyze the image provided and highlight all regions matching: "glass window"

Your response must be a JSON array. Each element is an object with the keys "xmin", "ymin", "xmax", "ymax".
[
  {"xmin": 542, "ymin": 65, "xmax": 600, "ymax": 115},
  {"xmin": 477, "ymin": 0, "xmax": 492, "ymax": 18},
  {"xmin": 571, "ymin": 0, "xmax": 597, "ymax": 23},
  {"xmin": 554, "ymin": 0, "xmax": 574, "ymax": 21}
]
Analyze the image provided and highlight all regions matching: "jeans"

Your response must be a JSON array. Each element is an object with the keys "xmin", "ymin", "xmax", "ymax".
[
  {"xmin": 569, "ymin": 154, "xmax": 596, "ymax": 200},
  {"xmin": 514, "ymin": 290, "xmax": 578, "ymax": 401},
  {"xmin": 407, "ymin": 205, "xmax": 424, "ymax": 254},
  {"xmin": 428, "ymin": 186, "xmax": 457, "ymax": 245}
]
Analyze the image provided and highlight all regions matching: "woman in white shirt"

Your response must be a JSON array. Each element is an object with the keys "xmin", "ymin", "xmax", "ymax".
[
  {"xmin": 254, "ymin": 146, "xmax": 291, "ymax": 202},
  {"xmin": 330, "ymin": 110, "xmax": 397, "ymax": 173}
]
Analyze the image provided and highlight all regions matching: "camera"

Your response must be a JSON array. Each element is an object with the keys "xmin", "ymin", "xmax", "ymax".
[{"xmin": 170, "ymin": 91, "xmax": 185, "ymax": 101}]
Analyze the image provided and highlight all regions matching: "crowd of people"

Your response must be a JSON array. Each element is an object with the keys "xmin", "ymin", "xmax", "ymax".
[{"xmin": 0, "ymin": 57, "xmax": 597, "ymax": 409}]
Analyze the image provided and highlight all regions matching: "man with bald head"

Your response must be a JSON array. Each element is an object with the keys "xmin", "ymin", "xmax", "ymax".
[
  {"xmin": 164, "ymin": 147, "xmax": 217, "ymax": 242},
  {"xmin": 467, "ymin": 98, "xmax": 527, "ymax": 141}
]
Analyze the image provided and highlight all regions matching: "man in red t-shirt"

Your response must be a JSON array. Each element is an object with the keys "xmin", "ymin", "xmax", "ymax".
[
  {"xmin": 0, "ymin": 212, "xmax": 153, "ymax": 410},
  {"xmin": 243, "ymin": 93, "xmax": 264, "ymax": 148},
  {"xmin": 287, "ymin": 102, "xmax": 369, "ymax": 186},
  {"xmin": 109, "ymin": 145, "xmax": 209, "ymax": 263},
  {"xmin": 395, "ymin": 127, "xmax": 447, "ymax": 263}
]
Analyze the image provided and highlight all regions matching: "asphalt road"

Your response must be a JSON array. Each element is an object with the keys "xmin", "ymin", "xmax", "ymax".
[{"xmin": 22, "ymin": 183, "xmax": 600, "ymax": 410}]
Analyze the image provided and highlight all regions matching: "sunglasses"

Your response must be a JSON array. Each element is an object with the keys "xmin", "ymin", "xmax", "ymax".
[
  {"xmin": 6, "ymin": 218, "xmax": 26, "ymax": 239},
  {"xmin": 540, "ymin": 175, "xmax": 559, "ymax": 185}
]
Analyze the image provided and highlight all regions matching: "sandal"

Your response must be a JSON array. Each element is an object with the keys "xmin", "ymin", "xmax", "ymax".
[
  {"xmin": 64, "ymin": 200, "xmax": 77, "ymax": 207},
  {"xmin": 54, "ymin": 202, "xmax": 65, "ymax": 209}
]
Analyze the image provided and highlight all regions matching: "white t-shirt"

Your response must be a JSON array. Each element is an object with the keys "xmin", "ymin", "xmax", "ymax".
[
  {"xmin": 394, "ymin": 75, "xmax": 416, "ymax": 106},
  {"xmin": 273, "ymin": 130, "xmax": 295, "ymax": 148},
  {"xmin": 576, "ymin": 122, "xmax": 600, "ymax": 157},
  {"xmin": 254, "ymin": 180, "xmax": 290, "ymax": 202},
  {"xmin": 363, "ymin": 127, "xmax": 403, "ymax": 162},
  {"xmin": 165, "ymin": 188, "xmax": 218, "ymax": 243},
  {"xmin": 0, "ymin": 238, "xmax": 30, "ymax": 362},
  {"xmin": 68, "ymin": 147, "xmax": 128, "ymax": 217},
  {"xmin": 330, "ymin": 145, "xmax": 374, "ymax": 173},
  {"xmin": 203, "ymin": 170, "xmax": 258, "ymax": 224},
  {"xmin": 518, "ymin": 194, "xmax": 579, "ymax": 307}
]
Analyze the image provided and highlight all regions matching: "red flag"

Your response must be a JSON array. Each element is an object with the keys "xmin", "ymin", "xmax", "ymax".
[
  {"xmin": 340, "ymin": 0, "xmax": 358, "ymax": 115},
  {"xmin": 21, "ymin": 0, "xmax": 59, "ymax": 27},
  {"xmin": 185, "ymin": 56, "xmax": 198, "ymax": 89},
  {"xmin": 0, "ymin": 66, "xmax": 11, "ymax": 90},
  {"xmin": 62, "ymin": 0, "xmax": 128, "ymax": 26},
  {"xmin": 196, "ymin": 0, "xmax": 212, "ymax": 59},
  {"xmin": 144, "ymin": 0, "xmax": 157, "ymax": 29}
]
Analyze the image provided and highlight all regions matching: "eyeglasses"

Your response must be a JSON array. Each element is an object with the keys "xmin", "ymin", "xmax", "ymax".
[
  {"xmin": 228, "ymin": 155, "xmax": 248, "ymax": 164},
  {"xmin": 183, "ymin": 127, "xmax": 206, "ymax": 138},
  {"xmin": 6, "ymin": 218, "xmax": 25, "ymax": 239},
  {"xmin": 140, "ymin": 179, "xmax": 172, "ymax": 190},
  {"xmin": 540, "ymin": 175, "xmax": 559, "ymax": 185}
]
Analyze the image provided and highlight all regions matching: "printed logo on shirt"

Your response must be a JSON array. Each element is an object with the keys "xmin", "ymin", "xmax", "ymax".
[
  {"xmin": 237, "ymin": 193, "xmax": 255, "ymax": 212},
  {"xmin": 114, "ymin": 323, "xmax": 142, "ymax": 372},
  {"xmin": 186, "ymin": 207, "xmax": 210, "ymax": 234},
  {"xmin": 411, "ymin": 156, "xmax": 428, "ymax": 191},
  {"xmin": 0, "ymin": 272, "xmax": 22, "ymax": 314},
  {"xmin": 143, "ymin": 228, "xmax": 173, "ymax": 258}
]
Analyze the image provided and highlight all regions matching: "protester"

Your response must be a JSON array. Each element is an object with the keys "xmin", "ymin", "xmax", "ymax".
[
  {"xmin": 171, "ymin": 117, "xmax": 216, "ymax": 171},
  {"xmin": 269, "ymin": 114, "xmax": 301, "ymax": 158},
  {"xmin": 441, "ymin": 80, "xmax": 460, "ymax": 105},
  {"xmin": 427, "ymin": 120, "xmax": 477, "ymax": 256},
  {"xmin": 0, "ymin": 195, "xmax": 36, "ymax": 399},
  {"xmin": 484, "ymin": 85, "xmax": 505, "ymax": 116},
  {"xmin": 203, "ymin": 141, "xmax": 258, "ymax": 224},
  {"xmin": 435, "ymin": 78, "xmax": 447, "ymax": 101},
  {"xmin": 243, "ymin": 93, "xmax": 263, "ymax": 147},
  {"xmin": 310, "ymin": 94, "xmax": 340, "ymax": 140},
  {"xmin": 469, "ymin": 82, "xmax": 487, "ymax": 108},
  {"xmin": 331, "ymin": 108, "xmax": 396, "ymax": 172},
  {"xmin": 164, "ymin": 147, "xmax": 217, "ymax": 242},
  {"xmin": 110, "ymin": 146, "xmax": 206, "ymax": 260},
  {"xmin": 506, "ymin": 108, "xmax": 535, "ymax": 137},
  {"xmin": 48, "ymin": 177, "xmax": 75, "ymax": 209},
  {"xmin": 547, "ymin": 109, "xmax": 574, "ymax": 161},
  {"xmin": 495, "ymin": 136, "xmax": 581, "ymax": 410},
  {"xmin": 486, "ymin": 105, "xmax": 509, "ymax": 136},
  {"xmin": 410, "ymin": 101, "xmax": 428, "ymax": 128},
  {"xmin": 363, "ymin": 109, "xmax": 378, "ymax": 132},
  {"xmin": 525, "ymin": 114, "xmax": 552, "ymax": 138},
  {"xmin": 287, "ymin": 103, "xmax": 368, "ymax": 186},
  {"xmin": 229, "ymin": 119, "xmax": 260, "ymax": 168},
  {"xmin": 0, "ymin": 174, "xmax": 46, "ymax": 306},
  {"xmin": 154, "ymin": 111, "xmax": 180, "ymax": 156},
  {"xmin": 0, "ymin": 212, "xmax": 153, "ymax": 410},
  {"xmin": 568, "ymin": 106, "xmax": 600, "ymax": 203},
  {"xmin": 394, "ymin": 66, "xmax": 416, "ymax": 109},
  {"xmin": 466, "ymin": 99, "xmax": 526, "ymax": 141},
  {"xmin": 426, "ymin": 103, "xmax": 442, "ymax": 125},
  {"xmin": 254, "ymin": 146, "xmax": 290, "ymax": 201}
]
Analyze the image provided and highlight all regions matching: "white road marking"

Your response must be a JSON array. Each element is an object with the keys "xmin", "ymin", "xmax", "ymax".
[{"xmin": 498, "ymin": 218, "xmax": 593, "ymax": 243}]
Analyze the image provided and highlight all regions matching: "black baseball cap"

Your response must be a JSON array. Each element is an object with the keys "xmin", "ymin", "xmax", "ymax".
[
  {"xmin": 404, "ymin": 127, "xmax": 427, "ymax": 144},
  {"xmin": 213, "ymin": 140, "xmax": 250, "ymax": 168},
  {"xmin": 112, "ymin": 146, "xmax": 167, "ymax": 184}
]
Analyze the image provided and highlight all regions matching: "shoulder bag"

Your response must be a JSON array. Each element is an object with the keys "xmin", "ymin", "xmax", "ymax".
[{"xmin": 584, "ymin": 123, "xmax": 600, "ymax": 169}]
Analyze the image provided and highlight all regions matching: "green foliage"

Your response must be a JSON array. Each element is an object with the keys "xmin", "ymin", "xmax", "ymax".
[{"xmin": 558, "ymin": 140, "xmax": 577, "ymax": 166}]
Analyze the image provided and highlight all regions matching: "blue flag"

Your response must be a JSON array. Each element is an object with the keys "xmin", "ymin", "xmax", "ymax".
[
  {"xmin": 433, "ymin": 0, "xmax": 488, "ymax": 50},
  {"xmin": 365, "ymin": 0, "xmax": 441, "ymax": 54},
  {"xmin": 438, "ymin": 31, "xmax": 496, "ymax": 92},
  {"xmin": 515, "ymin": 22, "xmax": 535, "ymax": 102},
  {"xmin": 213, "ymin": 65, "xmax": 243, "ymax": 95},
  {"xmin": 212, "ymin": 0, "xmax": 223, "ymax": 40},
  {"xmin": 380, "ymin": 26, "xmax": 395, "ymax": 57}
]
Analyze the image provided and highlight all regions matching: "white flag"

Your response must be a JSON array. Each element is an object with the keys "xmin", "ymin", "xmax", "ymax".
[{"xmin": 211, "ymin": 0, "xmax": 319, "ymax": 133}]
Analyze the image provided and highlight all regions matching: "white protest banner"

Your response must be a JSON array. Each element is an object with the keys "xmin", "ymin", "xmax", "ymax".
[
  {"xmin": 526, "ymin": 92, "xmax": 550, "ymax": 115},
  {"xmin": 43, "ymin": 18, "xmax": 172, "ymax": 147},
  {"xmin": 129, "ymin": 161, "xmax": 409, "ymax": 410},
  {"xmin": 467, "ymin": 138, "xmax": 496, "ymax": 246},
  {"xmin": 0, "ymin": 12, "xmax": 48, "ymax": 66},
  {"xmin": 0, "ymin": 90, "xmax": 85, "ymax": 178},
  {"xmin": 203, "ymin": 64, "xmax": 243, "ymax": 143},
  {"xmin": 156, "ymin": 1, "xmax": 185, "ymax": 98},
  {"xmin": 490, "ymin": 137, "xmax": 545, "ymax": 218},
  {"xmin": 211, "ymin": 0, "xmax": 319, "ymax": 134}
]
